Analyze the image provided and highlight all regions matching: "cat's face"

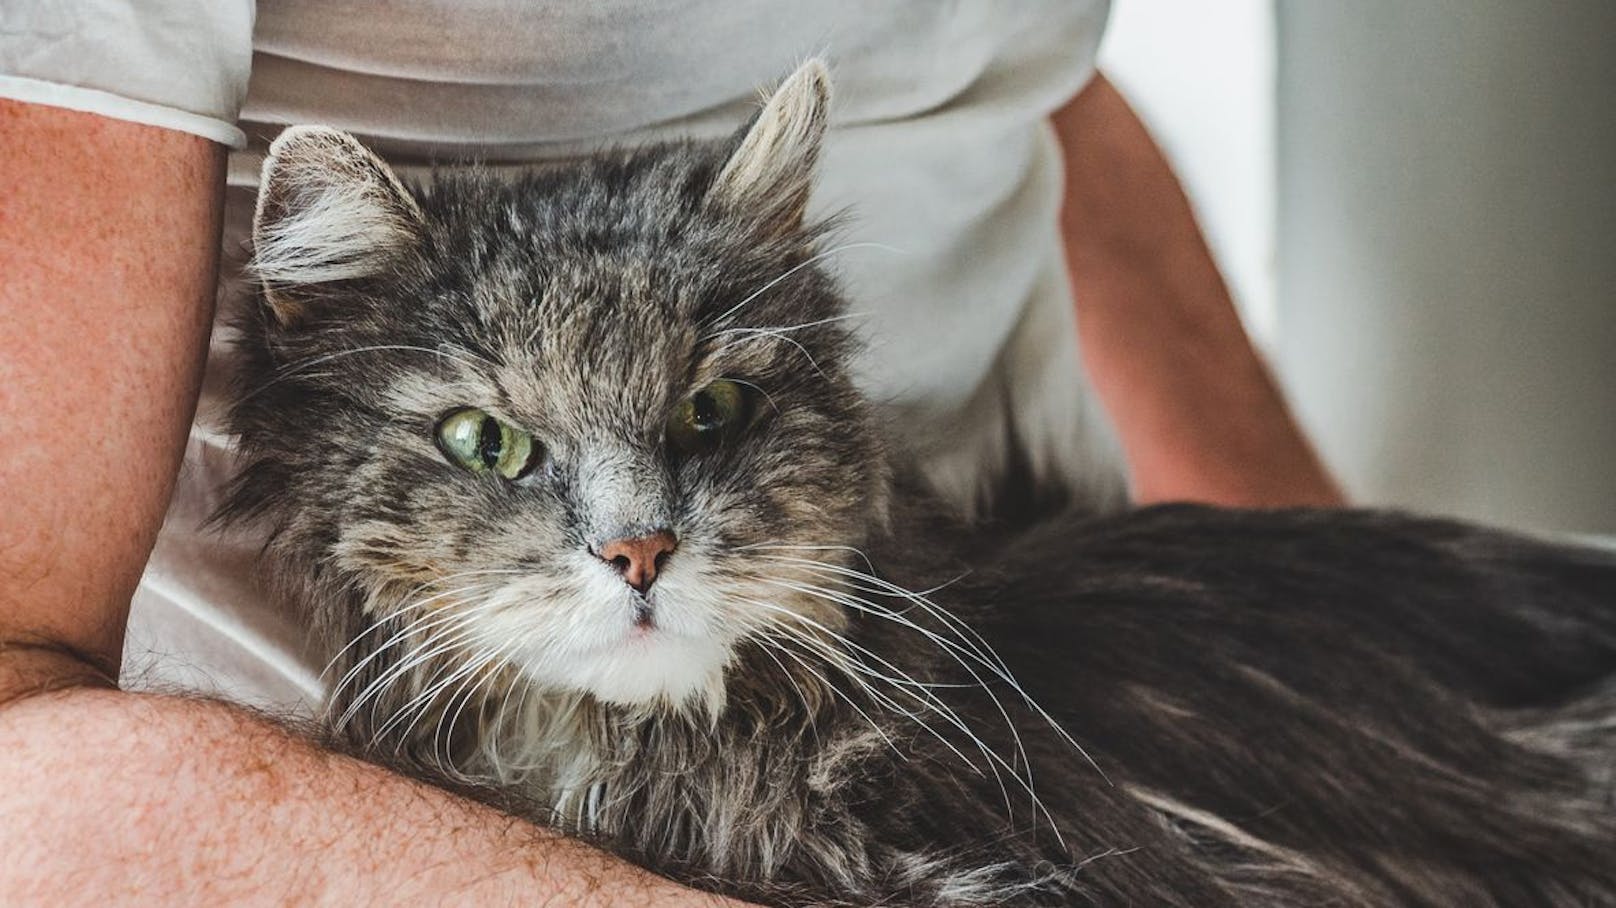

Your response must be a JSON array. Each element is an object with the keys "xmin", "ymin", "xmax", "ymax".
[{"xmin": 230, "ymin": 63, "xmax": 887, "ymax": 712}]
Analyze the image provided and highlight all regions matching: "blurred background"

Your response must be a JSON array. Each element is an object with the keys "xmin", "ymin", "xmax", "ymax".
[{"xmin": 1100, "ymin": 0, "xmax": 1616, "ymax": 535}]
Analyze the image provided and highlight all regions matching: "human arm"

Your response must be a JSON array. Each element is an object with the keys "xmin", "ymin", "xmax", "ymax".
[
  {"xmin": 0, "ymin": 101, "xmax": 744, "ymax": 906},
  {"xmin": 1054, "ymin": 74, "xmax": 1344, "ymax": 508},
  {"xmin": 0, "ymin": 672, "xmax": 730, "ymax": 905},
  {"xmin": 0, "ymin": 99, "xmax": 221, "ymax": 671}
]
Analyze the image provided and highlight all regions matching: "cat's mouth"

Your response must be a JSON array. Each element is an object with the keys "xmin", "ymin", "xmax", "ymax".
[
  {"xmin": 630, "ymin": 597, "xmax": 656, "ymax": 630},
  {"xmin": 589, "ymin": 599, "xmax": 707, "ymax": 647},
  {"xmin": 517, "ymin": 626, "xmax": 734, "ymax": 711},
  {"xmin": 410, "ymin": 553, "xmax": 840, "ymax": 712},
  {"xmin": 462, "ymin": 564, "xmax": 740, "ymax": 710}
]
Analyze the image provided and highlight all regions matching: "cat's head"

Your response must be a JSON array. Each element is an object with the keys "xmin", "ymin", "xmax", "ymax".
[{"xmin": 229, "ymin": 62, "xmax": 888, "ymax": 715}]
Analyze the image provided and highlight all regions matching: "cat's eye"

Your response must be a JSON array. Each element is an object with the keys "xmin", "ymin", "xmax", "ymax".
[
  {"xmin": 666, "ymin": 380, "xmax": 750, "ymax": 455},
  {"xmin": 435, "ymin": 408, "xmax": 541, "ymax": 480}
]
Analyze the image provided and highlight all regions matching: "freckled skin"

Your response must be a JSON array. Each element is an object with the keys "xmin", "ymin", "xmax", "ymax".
[{"xmin": 225, "ymin": 81, "xmax": 1616, "ymax": 907}]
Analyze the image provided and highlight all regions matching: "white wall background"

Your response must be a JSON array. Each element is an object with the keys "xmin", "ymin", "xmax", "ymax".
[
  {"xmin": 1274, "ymin": 2, "xmax": 1616, "ymax": 535},
  {"xmin": 1100, "ymin": 1, "xmax": 1616, "ymax": 535}
]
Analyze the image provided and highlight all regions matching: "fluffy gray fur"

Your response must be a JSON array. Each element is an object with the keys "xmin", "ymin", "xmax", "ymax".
[{"xmin": 223, "ymin": 62, "xmax": 1616, "ymax": 905}]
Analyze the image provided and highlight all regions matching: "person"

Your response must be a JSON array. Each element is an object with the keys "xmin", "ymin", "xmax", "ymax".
[{"xmin": 0, "ymin": 2, "xmax": 1340, "ymax": 902}]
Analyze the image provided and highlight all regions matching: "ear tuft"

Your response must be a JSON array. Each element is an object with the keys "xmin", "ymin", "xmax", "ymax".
[
  {"xmin": 707, "ymin": 59, "xmax": 832, "ymax": 237},
  {"xmin": 251, "ymin": 126, "xmax": 423, "ymax": 324}
]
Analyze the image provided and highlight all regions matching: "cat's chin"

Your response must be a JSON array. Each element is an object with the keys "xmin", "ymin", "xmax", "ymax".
[{"xmin": 517, "ymin": 630, "xmax": 734, "ymax": 715}]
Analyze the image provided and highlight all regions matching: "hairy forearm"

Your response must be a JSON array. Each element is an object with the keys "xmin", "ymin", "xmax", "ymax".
[
  {"xmin": 0, "ymin": 101, "xmax": 222, "ymax": 667},
  {"xmin": 1056, "ymin": 75, "xmax": 1343, "ymax": 507},
  {"xmin": 0, "ymin": 667, "xmax": 735, "ymax": 906}
]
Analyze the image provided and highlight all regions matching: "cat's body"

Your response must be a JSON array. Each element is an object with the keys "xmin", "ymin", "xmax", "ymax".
[
  {"xmin": 390, "ymin": 500, "xmax": 1616, "ymax": 907},
  {"xmin": 225, "ymin": 63, "xmax": 1616, "ymax": 905}
]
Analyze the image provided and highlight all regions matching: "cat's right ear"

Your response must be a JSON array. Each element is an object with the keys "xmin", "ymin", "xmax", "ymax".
[
  {"xmin": 251, "ymin": 126, "xmax": 423, "ymax": 325},
  {"xmin": 706, "ymin": 59, "xmax": 831, "ymax": 239}
]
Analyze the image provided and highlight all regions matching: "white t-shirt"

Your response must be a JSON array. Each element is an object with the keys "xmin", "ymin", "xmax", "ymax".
[{"xmin": 1, "ymin": 0, "xmax": 1123, "ymax": 711}]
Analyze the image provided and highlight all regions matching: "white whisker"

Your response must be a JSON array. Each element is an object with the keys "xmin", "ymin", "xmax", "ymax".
[
  {"xmin": 373, "ymin": 638, "xmax": 502, "ymax": 746},
  {"xmin": 337, "ymin": 601, "xmax": 513, "ymax": 731},
  {"xmin": 748, "ymin": 612, "xmax": 989, "ymax": 778},
  {"xmin": 237, "ymin": 343, "xmax": 495, "ymax": 403},
  {"xmin": 701, "ymin": 311, "xmax": 869, "ymax": 343},
  {"xmin": 326, "ymin": 570, "xmax": 528, "ymax": 687},
  {"xmin": 331, "ymin": 592, "xmax": 514, "ymax": 721},
  {"xmin": 717, "ymin": 376, "xmax": 783, "ymax": 416},
  {"xmin": 754, "ymin": 628, "xmax": 903, "ymax": 758},
  {"xmin": 708, "ymin": 328, "xmax": 831, "ymax": 381},
  {"xmin": 756, "ymin": 552, "xmax": 1106, "ymax": 784},
  {"xmin": 709, "ymin": 242, "xmax": 899, "ymax": 327}
]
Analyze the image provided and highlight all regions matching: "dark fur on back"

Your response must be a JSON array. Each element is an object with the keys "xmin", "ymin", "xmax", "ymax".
[{"xmin": 223, "ymin": 65, "xmax": 1616, "ymax": 906}]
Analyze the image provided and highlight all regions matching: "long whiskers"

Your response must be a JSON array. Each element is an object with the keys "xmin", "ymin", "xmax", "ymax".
[
  {"xmin": 708, "ymin": 327, "xmax": 833, "ymax": 381},
  {"xmin": 236, "ymin": 343, "xmax": 496, "ymax": 404},
  {"xmin": 340, "ymin": 609, "xmax": 493, "ymax": 734},
  {"xmin": 737, "ymin": 545, "xmax": 1116, "ymax": 845},
  {"xmin": 327, "ymin": 576, "xmax": 525, "ymax": 726},
  {"xmin": 324, "ymin": 569, "xmax": 529, "ymax": 683},
  {"xmin": 745, "ymin": 622, "xmax": 902, "ymax": 757},
  {"xmin": 756, "ymin": 551, "xmax": 1106, "ymax": 784},
  {"xmin": 749, "ymin": 581, "xmax": 1050, "ymax": 829},
  {"xmin": 709, "ymin": 242, "xmax": 901, "ymax": 327},
  {"xmin": 740, "ymin": 594, "xmax": 1056, "ymax": 840},
  {"xmin": 743, "ymin": 604, "xmax": 991, "ymax": 775}
]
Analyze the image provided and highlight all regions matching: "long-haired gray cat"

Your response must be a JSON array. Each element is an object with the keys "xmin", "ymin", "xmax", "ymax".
[{"xmin": 224, "ymin": 62, "xmax": 1616, "ymax": 906}]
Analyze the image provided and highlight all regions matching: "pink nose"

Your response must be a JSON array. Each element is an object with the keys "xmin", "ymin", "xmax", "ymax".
[{"xmin": 596, "ymin": 531, "xmax": 677, "ymax": 594}]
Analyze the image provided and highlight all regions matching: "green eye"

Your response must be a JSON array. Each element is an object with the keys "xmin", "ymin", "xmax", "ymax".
[
  {"xmin": 435, "ymin": 408, "xmax": 539, "ymax": 479},
  {"xmin": 666, "ymin": 380, "xmax": 750, "ymax": 455}
]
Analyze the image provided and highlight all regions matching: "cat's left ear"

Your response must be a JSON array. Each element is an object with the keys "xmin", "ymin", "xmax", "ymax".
[
  {"xmin": 706, "ymin": 59, "xmax": 831, "ymax": 238},
  {"xmin": 251, "ymin": 126, "xmax": 424, "ymax": 325}
]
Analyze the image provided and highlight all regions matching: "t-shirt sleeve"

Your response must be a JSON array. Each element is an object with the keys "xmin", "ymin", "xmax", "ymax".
[{"xmin": 0, "ymin": 1, "xmax": 254, "ymax": 148}]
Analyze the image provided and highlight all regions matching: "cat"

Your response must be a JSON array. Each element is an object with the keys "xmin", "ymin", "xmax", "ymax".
[{"xmin": 223, "ymin": 61, "xmax": 1616, "ymax": 906}]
